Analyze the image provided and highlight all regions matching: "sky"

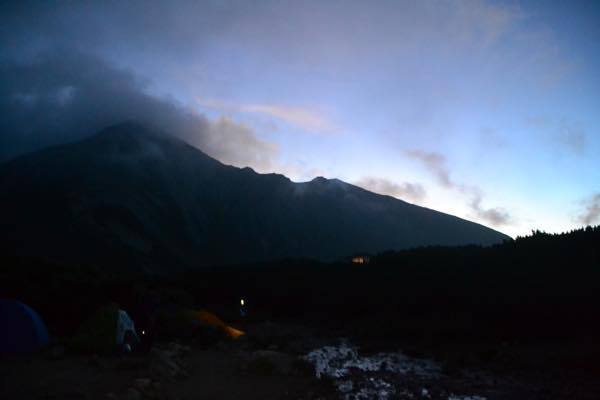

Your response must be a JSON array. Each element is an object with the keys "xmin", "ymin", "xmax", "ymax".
[{"xmin": 1, "ymin": 0, "xmax": 599, "ymax": 237}]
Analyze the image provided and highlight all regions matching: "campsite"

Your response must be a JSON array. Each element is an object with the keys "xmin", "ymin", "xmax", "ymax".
[
  {"xmin": 2, "ymin": 1, "xmax": 600, "ymax": 399},
  {"xmin": 2, "ymin": 227, "xmax": 600, "ymax": 399}
]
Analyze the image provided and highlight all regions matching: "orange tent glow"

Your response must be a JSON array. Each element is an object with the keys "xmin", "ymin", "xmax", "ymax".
[
  {"xmin": 189, "ymin": 309, "xmax": 245, "ymax": 339},
  {"xmin": 223, "ymin": 326, "xmax": 245, "ymax": 339}
]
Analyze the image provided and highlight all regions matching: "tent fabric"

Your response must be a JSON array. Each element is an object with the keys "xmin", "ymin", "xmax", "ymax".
[
  {"xmin": 116, "ymin": 309, "xmax": 139, "ymax": 345},
  {"xmin": 188, "ymin": 309, "xmax": 245, "ymax": 339},
  {"xmin": 71, "ymin": 304, "xmax": 139, "ymax": 353},
  {"xmin": 155, "ymin": 307, "xmax": 244, "ymax": 340},
  {"xmin": 223, "ymin": 325, "xmax": 245, "ymax": 339},
  {"xmin": 0, "ymin": 299, "xmax": 50, "ymax": 354}
]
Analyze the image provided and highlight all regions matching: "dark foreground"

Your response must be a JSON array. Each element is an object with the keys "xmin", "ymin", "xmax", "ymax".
[
  {"xmin": 1, "ymin": 319, "xmax": 599, "ymax": 400},
  {"xmin": 1, "ymin": 227, "xmax": 599, "ymax": 399},
  {"xmin": 0, "ymin": 333, "xmax": 331, "ymax": 400}
]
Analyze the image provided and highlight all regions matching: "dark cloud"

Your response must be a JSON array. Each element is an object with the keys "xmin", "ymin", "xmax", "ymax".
[
  {"xmin": 406, "ymin": 148, "xmax": 513, "ymax": 227},
  {"xmin": 355, "ymin": 177, "xmax": 426, "ymax": 203},
  {"xmin": 0, "ymin": 51, "xmax": 277, "ymax": 170},
  {"xmin": 577, "ymin": 193, "xmax": 600, "ymax": 226},
  {"xmin": 0, "ymin": 1, "xmax": 522, "ymax": 65},
  {"xmin": 0, "ymin": 2, "xmax": 230, "ymax": 59}
]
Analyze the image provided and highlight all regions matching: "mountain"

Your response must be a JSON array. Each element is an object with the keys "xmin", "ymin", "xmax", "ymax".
[{"xmin": 0, "ymin": 122, "xmax": 510, "ymax": 272}]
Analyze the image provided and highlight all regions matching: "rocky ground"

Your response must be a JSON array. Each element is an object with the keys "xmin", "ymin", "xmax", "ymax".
[
  {"xmin": 1, "ymin": 321, "xmax": 598, "ymax": 400},
  {"xmin": 0, "ymin": 322, "xmax": 336, "ymax": 400}
]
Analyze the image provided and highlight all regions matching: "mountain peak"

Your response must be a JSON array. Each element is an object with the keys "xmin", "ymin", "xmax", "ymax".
[
  {"xmin": 80, "ymin": 121, "xmax": 215, "ymax": 164},
  {"xmin": 93, "ymin": 121, "xmax": 163, "ymax": 141},
  {"xmin": 0, "ymin": 124, "xmax": 510, "ymax": 271}
]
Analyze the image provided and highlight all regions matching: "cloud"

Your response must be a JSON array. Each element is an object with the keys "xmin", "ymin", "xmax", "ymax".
[
  {"xmin": 406, "ymin": 148, "xmax": 513, "ymax": 227},
  {"xmin": 469, "ymin": 191, "xmax": 512, "ymax": 226},
  {"xmin": 446, "ymin": 0, "xmax": 523, "ymax": 48},
  {"xmin": 480, "ymin": 127, "xmax": 509, "ymax": 149},
  {"xmin": 577, "ymin": 193, "xmax": 600, "ymax": 226},
  {"xmin": 0, "ymin": 51, "xmax": 278, "ymax": 172},
  {"xmin": 203, "ymin": 117, "xmax": 278, "ymax": 172},
  {"xmin": 405, "ymin": 150, "xmax": 453, "ymax": 188},
  {"xmin": 276, "ymin": 163, "xmax": 327, "ymax": 182},
  {"xmin": 197, "ymin": 98, "xmax": 335, "ymax": 133},
  {"xmin": 354, "ymin": 177, "xmax": 426, "ymax": 203},
  {"xmin": 526, "ymin": 116, "xmax": 588, "ymax": 156},
  {"xmin": 556, "ymin": 119, "xmax": 587, "ymax": 155}
]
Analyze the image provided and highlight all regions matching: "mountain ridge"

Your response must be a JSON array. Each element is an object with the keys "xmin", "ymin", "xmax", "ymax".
[{"xmin": 0, "ymin": 122, "xmax": 510, "ymax": 273}]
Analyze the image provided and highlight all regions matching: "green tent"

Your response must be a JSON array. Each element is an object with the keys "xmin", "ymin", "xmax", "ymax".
[{"xmin": 71, "ymin": 304, "xmax": 139, "ymax": 353}]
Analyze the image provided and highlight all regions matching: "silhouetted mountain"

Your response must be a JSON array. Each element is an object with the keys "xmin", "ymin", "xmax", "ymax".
[{"xmin": 0, "ymin": 122, "xmax": 510, "ymax": 272}]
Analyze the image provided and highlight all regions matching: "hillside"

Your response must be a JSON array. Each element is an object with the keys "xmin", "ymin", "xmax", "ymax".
[{"xmin": 0, "ymin": 122, "xmax": 510, "ymax": 272}]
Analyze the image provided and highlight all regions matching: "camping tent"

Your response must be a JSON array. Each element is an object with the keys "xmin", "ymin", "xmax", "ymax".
[
  {"xmin": 71, "ymin": 304, "xmax": 140, "ymax": 353},
  {"xmin": 156, "ymin": 307, "xmax": 245, "ymax": 340},
  {"xmin": 0, "ymin": 299, "xmax": 50, "ymax": 354},
  {"xmin": 186, "ymin": 309, "xmax": 245, "ymax": 339}
]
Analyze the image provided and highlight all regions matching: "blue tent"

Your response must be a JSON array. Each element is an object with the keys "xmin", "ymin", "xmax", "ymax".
[{"xmin": 0, "ymin": 299, "xmax": 50, "ymax": 354}]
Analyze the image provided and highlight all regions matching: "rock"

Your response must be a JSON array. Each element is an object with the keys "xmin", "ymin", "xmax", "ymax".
[
  {"xmin": 165, "ymin": 358, "xmax": 182, "ymax": 375},
  {"xmin": 166, "ymin": 342, "xmax": 191, "ymax": 356},
  {"xmin": 135, "ymin": 379, "xmax": 159, "ymax": 399},
  {"xmin": 338, "ymin": 380, "xmax": 353, "ymax": 393},
  {"xmin": 150, "ymin": 345, "xmax": 189, "ymax": 381},
  {"xmin": 156, "ymin": 358, "xmax": 183, "ymax": 379}
]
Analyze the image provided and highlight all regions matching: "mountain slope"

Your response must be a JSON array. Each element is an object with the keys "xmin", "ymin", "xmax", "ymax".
[{"xmin": 0, "ymin": 122, "xmax": 510, "ymax": 272}]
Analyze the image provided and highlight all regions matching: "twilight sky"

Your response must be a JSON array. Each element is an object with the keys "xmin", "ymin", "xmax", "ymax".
[{"xmin": 1, "ymin": 0, "xmax": 599, "ymax": 237}]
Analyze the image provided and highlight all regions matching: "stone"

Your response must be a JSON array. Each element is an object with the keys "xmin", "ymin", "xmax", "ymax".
[{"xmin": 338, "ymin": 381, "xmax": 353, "ymax": 393}]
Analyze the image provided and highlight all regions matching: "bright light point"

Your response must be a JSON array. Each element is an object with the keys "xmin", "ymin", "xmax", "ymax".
[
  {"xmin": 240, "ymin": 299, "xmax": 245, "ymax": 306},
  {"xmin": 141, "ymin": 330, "xmax": 145, "ymax": 335}
]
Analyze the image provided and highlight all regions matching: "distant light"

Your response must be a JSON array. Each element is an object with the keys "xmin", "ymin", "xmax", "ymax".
[
  {"xmin": 142, "ymin": 330, "xmax": 145, "ymax": 335},
  {"xmin": 240, "ymin": 299, "xmax": 245, "ymax": 306}
]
